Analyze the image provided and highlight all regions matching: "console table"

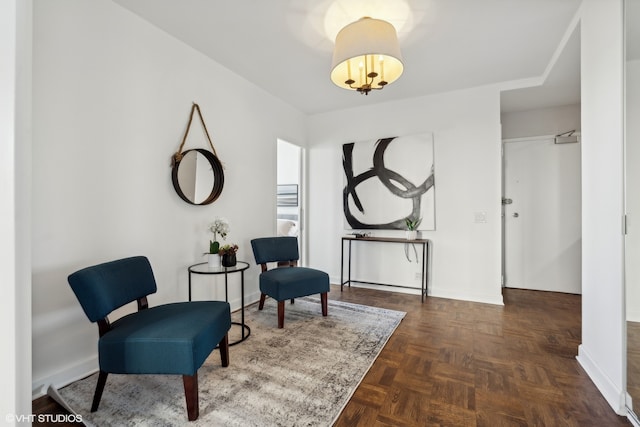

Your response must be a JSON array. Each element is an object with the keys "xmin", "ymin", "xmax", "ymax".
[
  {"xmin": 188, "ymin": 261, "xmax": 250, "ymax": 345},
  {"xmin": 340, "ymin": 236, "xmax": 431, "ymax": 302}
]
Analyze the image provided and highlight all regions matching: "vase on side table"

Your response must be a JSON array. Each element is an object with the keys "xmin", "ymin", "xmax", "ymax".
[
  {"xmin": 207, "ymin": 253, "xmax": 221, "ymax": 268},
  {"xmin": 222, "ymin": 253, "xmax": 237, "ymax": 267}
]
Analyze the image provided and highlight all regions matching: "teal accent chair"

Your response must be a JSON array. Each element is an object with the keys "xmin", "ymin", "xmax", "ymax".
[
  {"xmin": 68, "ymin": 256, "xmax": 231, "ymax": 421},
  {"xmin": 250, "ymin": 237, "xmax": 329, "ymax": 328}
]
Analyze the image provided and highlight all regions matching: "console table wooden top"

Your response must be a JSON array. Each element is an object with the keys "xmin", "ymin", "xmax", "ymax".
[{"xmin": 341, "ymin": 235, "xmax": 430, "ymax": 244}]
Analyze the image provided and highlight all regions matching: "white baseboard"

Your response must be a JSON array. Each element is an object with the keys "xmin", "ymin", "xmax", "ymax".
[
  {"xmin": 577, "ymin": 344, "xmax": 627, "ymax": 415},
  {"xmin": 429, "ymin": 287, "xmax": 504, "ymax": 306},
  {"xmin": 32, "ymin": 355, "xmax": 98, "ymax": 400},
  {"xmin": 335, "ymin": 281, "xmax": 421, "ymax": 296},
  {"xmin": 230, "ymin": 292, "xmax": 261, "ymax": 311},
  {"xmin": 329, "ymin": 276, "xmax": 504, "ymax": 306}
]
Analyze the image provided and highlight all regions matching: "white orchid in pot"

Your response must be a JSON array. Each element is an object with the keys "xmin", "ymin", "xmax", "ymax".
[{"xmin": 206, "ymin": 217, "xmax": 229, "ymax": 268}]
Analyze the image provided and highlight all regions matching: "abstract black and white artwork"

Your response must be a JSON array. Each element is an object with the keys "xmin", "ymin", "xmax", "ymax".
[{"xmin": 342, "ymin": 133, "xmax": 435, "ymax": 230}]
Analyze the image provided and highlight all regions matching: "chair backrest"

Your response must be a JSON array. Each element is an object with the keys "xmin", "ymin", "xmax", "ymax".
[
  {"xmin": 68, "ymin": 256, "xmax": 157, "ymax": 322},
  {"xmin": 251, "ymin": 237, "xmax": 299, "ymax": 265}
]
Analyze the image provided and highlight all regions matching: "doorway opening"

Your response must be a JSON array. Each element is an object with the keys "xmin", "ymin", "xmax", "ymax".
[
  {"xmin": 277, "ymin": 139, "xmax": 305, "ymax": 264},
  {"xmin": 499, "ymin": 18, "xmax": 581, "ymax": 293}
]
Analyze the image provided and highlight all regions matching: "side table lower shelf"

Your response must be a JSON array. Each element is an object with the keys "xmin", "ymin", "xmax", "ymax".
[{"xmin": 188, "ymin": 261, "xmax": 251, "ymax": 346}]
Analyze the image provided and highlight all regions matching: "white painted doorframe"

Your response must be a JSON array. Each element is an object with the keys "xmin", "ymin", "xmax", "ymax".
[{"xmin": 502, "ymin": 135, "xmax": 582, "ymax": 294}]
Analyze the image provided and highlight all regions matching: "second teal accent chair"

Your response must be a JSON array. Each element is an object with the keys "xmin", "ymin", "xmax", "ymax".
[{"xmin": 250, "ymin": 237, "xmax": 330, "ymax": 328}]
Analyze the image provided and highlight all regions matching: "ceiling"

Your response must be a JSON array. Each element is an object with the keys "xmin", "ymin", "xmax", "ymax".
[{"xmin": 113, "ymin": 0, "xmax": 583, "ymax": 115}]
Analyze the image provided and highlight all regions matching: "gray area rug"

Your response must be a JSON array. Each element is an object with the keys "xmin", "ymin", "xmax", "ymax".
[{"xmin": 55, "ymin": 297, "xmax": 405, "ymax": 426}]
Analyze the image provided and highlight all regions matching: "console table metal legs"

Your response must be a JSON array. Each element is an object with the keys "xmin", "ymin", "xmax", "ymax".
[{"xmin": 340, "ymin": 236, "xmax": 430, "ymax": 302}]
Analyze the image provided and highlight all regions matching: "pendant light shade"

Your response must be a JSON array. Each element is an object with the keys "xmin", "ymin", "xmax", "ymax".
[{"xmin": 330, "ymin": 17, "xmax": 404, "ymax": 95}]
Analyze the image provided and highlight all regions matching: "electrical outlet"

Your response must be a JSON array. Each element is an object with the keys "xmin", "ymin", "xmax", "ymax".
[{"xmin": 415, "ymin": 272, "xmax": 421, "ymax": 280}]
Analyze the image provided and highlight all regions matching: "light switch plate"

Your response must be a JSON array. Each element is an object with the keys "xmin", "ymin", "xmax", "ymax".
[{"xmin": 474, "ymin": 212, "xmax": 487, "ymax": 223}]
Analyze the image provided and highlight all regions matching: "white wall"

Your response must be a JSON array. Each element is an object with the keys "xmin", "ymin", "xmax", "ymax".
[
  {"xmin": 501, "ymin": 103, "xmax": 581, "ymax": 140},
  {"xmin": 14, "ymin": 0, "xmax": 33, "ymax": 417},
  {"xmin": 627, "ymin": 59, "xmax": 640, "ymax": 321},
  {"xmin": 577, "ymin": 0, "xmax": 626, "ymax": 415},
  {"xmin": 1, "ymin": 0, "xmax": 33, "ymax": 421},
  {"xmin": 307, "ymin": 85, "xmax": 503, "ymax": 305},
  {"xmin": 0, "ymin": 0, "xmax": 18, "ymax": 413},
  {"xmin": 31, "ymin": 0, "xmax": 306, "ymax": 394}
]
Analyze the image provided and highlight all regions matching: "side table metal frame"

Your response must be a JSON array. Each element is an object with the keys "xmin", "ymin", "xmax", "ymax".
[{"xmin": 188, "ymin": 261, "xmax": 251, "ymax": 345}]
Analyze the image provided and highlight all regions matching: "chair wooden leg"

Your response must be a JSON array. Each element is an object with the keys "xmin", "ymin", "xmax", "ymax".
[
  {"xmin": 278, "ymin": 300, "xmax": 285, "ymax": 328},
  {"xmin": 259, "ymin": 293, "xmax": 266, "ymax": 310},
  {"xmin": 321, "ymin": 292, "xmax": 328, "ymax": 317},
  {"xmin": 219, "ymin": 333, "xmax": 230, "ymax": 367},
  {"xmin": 183, "ymin": 373, "xmax": 199, "ymax": 421},
  {"xmin": 91, "ymin": 371, "xmax": 108, "ymax": 412}
]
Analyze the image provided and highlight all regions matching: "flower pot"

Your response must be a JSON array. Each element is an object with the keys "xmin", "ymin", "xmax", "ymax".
[
  {"xmin": 207, "ymin": 253, "xmax": 221, "ymax": 268},
  {"xmin": 406, "ymin": 230, "xmax": 418, "ymax": 240},
  {"xmin": 222, "ymin": 253, "xmax": 237, "ymax": 267}
]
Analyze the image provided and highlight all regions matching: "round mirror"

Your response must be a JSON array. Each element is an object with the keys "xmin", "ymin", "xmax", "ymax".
[{"xmin": 172, "ymin": 148, "xmax": 224, "ymax": 205}]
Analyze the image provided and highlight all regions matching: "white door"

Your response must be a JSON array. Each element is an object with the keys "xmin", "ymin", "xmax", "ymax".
[{"xmin": 503, "ymin": 137, "xmax": 581, "ymax": 293}]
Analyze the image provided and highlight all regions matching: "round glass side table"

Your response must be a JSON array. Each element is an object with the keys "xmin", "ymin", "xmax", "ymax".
[{"xmin": 188, "ymin": 261, "xmax": 250, "ymax": 345}]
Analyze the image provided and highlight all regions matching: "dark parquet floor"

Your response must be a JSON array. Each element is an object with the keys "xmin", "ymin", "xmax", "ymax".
[
  {"xmin": 332, "ymin": 285, "xmax": 630, "ymax": 427},
  {"xmin": 33, "ymin": 285, "xmax": 630, "ymax": 426}
]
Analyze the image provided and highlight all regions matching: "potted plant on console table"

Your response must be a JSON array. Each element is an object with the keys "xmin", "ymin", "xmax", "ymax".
[{"xmin": 405, "ymin": 216, "xmax": 422, "ymax": 240}]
